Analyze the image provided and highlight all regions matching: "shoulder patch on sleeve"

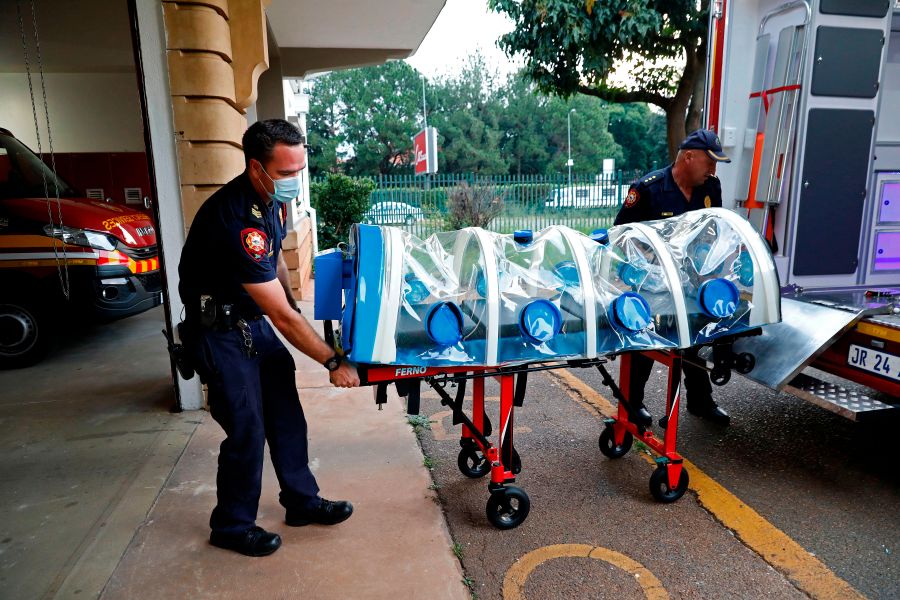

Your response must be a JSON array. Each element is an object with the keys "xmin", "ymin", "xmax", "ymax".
[
  {"xmin": 624, "ymin": 188, "xmax": 640, "ymax": 208},
  {"xmin": 241, "ymin": 228, "xmax": 268, "ymax": 261}
]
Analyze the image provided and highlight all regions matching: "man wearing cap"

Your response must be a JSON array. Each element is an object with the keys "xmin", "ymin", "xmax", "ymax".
[{"xmin": 613, "ymin": 129, "xmax": 732, "ymax": 426}]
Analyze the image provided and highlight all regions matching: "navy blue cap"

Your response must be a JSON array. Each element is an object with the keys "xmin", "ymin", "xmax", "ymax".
[{"xmin": 679, "ymin": 129, "xmax": 731, "ymax": 163}]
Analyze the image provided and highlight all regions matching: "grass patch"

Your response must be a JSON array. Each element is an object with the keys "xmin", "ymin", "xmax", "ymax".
[
  {"xmin": 462, "ymin": 576, "xmax": 477, "ymax": 599},
  {"xmin": 423, "ymin": 454, "xmax": 435, "ymax": 469},
  {"xmin": 452, "ymin": 542, "xmax": 464, "ymax": 560},
  {"xmin": 407, "ymin": 414, "xmax": 433, "ymax": 430}
]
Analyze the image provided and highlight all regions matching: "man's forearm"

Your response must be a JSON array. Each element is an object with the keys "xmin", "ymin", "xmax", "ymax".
[
  {"xmin": 277, "ymin": 254, "xmax": 298, "ymax": 310},
  {"xmin": 273, "ymin": 311, "xmax": 335, "ymax": 364}
]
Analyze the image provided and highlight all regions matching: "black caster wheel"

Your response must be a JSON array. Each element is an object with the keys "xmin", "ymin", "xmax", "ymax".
[
  {"xmin": 735, "ymin": 352, "xmax": 755, "ymax": 374},
  {"xmin": 710, "ymin": 368, "xmax": 731, "ymax": 386},
  {"xmin": 598, "ymin": 426, "xmax": 633, "ymax": 459},
  {"xmin": 649, "ymin": 464, "xmax": 689, "ymax": 503},
  {"xmin": 457, "ymin": 447, "xmax": 490, "ymax": 478},
  {"xmin": 485, "ymin": 486, "xmax": 530, "ymax": 529}
]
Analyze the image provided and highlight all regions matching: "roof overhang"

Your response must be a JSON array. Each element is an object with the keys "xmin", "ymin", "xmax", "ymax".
[{"xmin": 266, "ymin": 0, "xmax": 446, "ymax": 78}]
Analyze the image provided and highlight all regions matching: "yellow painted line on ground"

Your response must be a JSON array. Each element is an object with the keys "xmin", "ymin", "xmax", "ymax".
[
  {"xmin": 504, "ymin": 543, "xmax": 668, "ymax": 600},
  {"xmin": 550, "ymin": 369, "xmax": 865, "ymax": 600}
]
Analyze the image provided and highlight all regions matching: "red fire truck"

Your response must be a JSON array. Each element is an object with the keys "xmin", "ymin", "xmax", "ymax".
[{"xmin": 0, "ymin": 128, "xmax": 161, "ymax": 368}]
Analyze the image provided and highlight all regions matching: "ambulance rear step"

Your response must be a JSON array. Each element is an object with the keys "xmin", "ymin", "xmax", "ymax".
[{"xmin": 784, "ymin": 372, "xmax": 899, "ymax": 422}]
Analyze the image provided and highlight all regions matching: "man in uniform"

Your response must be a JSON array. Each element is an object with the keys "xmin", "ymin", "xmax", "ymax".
[
  {"xmin": 179, "ymin": 119, "xmax": 359, "ymax": 557},
  {"xmin": 613, "ymin": 129, "xmax": 732, "ymax": 426}
]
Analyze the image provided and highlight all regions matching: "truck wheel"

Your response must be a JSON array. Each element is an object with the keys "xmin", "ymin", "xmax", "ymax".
[{"xmin": 0, "ymin": 299, "xmax": 51, "ymax": 368}]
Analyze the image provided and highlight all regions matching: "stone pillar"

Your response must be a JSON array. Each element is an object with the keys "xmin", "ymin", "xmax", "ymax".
[{"xmin": 162, "ymin": 0, "xmax": 269, "ymax": 229}]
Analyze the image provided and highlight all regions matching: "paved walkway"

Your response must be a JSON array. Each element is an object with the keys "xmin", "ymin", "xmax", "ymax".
[{"xmin": 102, "ymin": 299, "xmax": 469, "ymax": 600}]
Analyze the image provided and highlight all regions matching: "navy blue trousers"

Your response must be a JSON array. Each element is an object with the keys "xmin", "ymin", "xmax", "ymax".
[
  {"xmin": 628, "ymin": 348, "xmax": 713, "ymax": 407},
  {"xmin": 193, "ymin": 318, "xmax": 320, "ymax": 534}
]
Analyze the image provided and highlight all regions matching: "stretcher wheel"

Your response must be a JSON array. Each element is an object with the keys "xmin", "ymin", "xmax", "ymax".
[
  {"xmin": 649, "ymin": 464, "xmax": 689, "ymax": 503},
  {"xmin": 457, "ymin": 448, "xmax": 490, "ymax": 478},
  {"xmin": 735, "ymin": 352, "xmax": 755, "ymax": 374},
  {"xmin": 598, "ymin": 426, "xmax": 633, "ymax": 459},
  {"xmin": 485, "ymin": 486, "xmax": 530, "ymax": 530}
]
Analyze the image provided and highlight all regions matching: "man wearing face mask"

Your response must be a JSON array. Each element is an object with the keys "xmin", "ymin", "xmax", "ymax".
[
  {"xmin": 613, "ymin": 129, "xmax": 732, "ymax": 427},
  {"xmin": 178, "ymin": 119, "xmax": 359, "ymax": 558}
]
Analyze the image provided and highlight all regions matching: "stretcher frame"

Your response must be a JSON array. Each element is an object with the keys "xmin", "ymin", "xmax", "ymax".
[{"xmin": 357, "ymin": 345, "xmax": 730, "ymax": 528}]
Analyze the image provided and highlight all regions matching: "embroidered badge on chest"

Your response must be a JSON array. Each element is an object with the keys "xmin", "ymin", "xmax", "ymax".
[
  {"xmin": 251, "ymin": 205, "xmax": 263, "ymax": 219},
  {"xmin": 241, "ymin": 228, "xmax": 268, "ymax": 261},
  {"xmin": 624, "ymin": 189, "xmax": 639, "ymax": 208},
  {"xmin": 704, "ymin": 195, "xmax": 712, "ymax": 208}
]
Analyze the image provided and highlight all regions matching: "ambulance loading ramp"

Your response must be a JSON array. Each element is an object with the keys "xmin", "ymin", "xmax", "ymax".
[{"xmin": 726, "ymin": 294, "xmax": 899, "ymax": 421}]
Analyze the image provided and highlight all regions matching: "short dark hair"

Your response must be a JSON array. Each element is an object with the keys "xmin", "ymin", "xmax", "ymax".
[{"xmin": 241, "ymin": 119, "xmax": 305, "ymax": 166}]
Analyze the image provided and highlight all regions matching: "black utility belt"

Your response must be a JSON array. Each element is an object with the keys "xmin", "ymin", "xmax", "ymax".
[{"xmin": 198, "ymin": 295, "xmax": 263, "ymax": 331}]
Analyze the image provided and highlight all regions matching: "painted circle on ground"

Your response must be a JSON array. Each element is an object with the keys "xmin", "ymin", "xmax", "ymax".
[{"xmin": 503, "ymin": 544, "xmax": 669, "ymax": 600}]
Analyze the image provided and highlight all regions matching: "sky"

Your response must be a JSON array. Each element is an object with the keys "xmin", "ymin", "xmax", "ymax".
[{"xmin": 404, "ymin": 0, "xmax": 524, "ymax": 80}]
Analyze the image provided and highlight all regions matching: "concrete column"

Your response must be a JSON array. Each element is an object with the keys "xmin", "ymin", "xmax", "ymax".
[{"xmin": 133, "ymin": 0, "xmax": 203, "ymax": 410}]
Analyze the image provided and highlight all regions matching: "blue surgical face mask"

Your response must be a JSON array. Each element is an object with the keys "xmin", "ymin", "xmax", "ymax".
[{"xmin": 257, "ymin": 163, "xmax": 300, "ymax": 206}]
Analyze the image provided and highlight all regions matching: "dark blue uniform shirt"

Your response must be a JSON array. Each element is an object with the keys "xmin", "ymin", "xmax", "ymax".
[
  {"xmin": 613, "ymin": 164, "xmax": 722, "ymax": 226},
  {"xmin": 179, "ymin": 173, "xmax": 288, "ymax": 318}
]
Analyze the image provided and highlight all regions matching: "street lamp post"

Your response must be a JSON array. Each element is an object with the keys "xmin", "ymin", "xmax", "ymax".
[{"xmin": 567, "ymin": 108, "xmax": 576, "ymax": 190}]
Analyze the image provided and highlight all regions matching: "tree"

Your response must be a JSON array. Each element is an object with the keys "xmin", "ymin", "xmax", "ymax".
[
  {"xmin": 489, "ymin": 0, "xmax": 710, "ymax": 159},
  {"xmin": 607, "ymin": 103, "xmax": 669, "ymax": 171},
  {"xmin": 428, "ymin": 54, "xmax": 509, "ymax": 174},
  {"xmin": 306, "ymin": 76, "xmax": 343, "ymax": 176},
  {"xmin": 499, "ymin": 75, "xmax": 622, "ymax": 176},
  {"xmin": 306, "ymin": 61, "xmax": 423, "ymax": 175}
]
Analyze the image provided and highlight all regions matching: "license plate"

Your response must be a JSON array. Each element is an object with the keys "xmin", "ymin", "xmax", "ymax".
[{"xmin": 847, "ymin": 344, "xmax": 900, "ymax": 381}]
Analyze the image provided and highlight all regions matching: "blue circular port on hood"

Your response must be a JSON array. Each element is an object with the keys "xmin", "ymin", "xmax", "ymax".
[
  {"xmin": 609, "ymin": 292, "xmax": 652, "ymax": 332},
  {"xmin": 590, "ymin": 228, "xmax": 609, "ymax": 244},
  {"xmin": 513, "ymin": 230, "xmax": 533, "ymax": 245},
  {"xmin": 425, "ymin": 302, "xmax": 463, "ymax": 346},
  {"xmin": 698, "ymin": 278, "xmax": 739, "ymax": 318},
  {"xmin": 519, "ymin": 299, "xmax": 562, "ymax": 344},
  {"xmin": 553, "ymin": 260, "xmax": 580, "ymax": 286},
  {"xmin": 618, "ymin": 263, "xmax": 647, "ymax": 289},
  {"xmin": 404, "ymin": 274, "xmax": 430, "ymax": 305}
]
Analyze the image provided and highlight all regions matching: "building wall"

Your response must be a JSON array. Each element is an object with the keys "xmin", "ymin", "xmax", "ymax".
[{"xmin": 0, "ymin": 72, "xmax": 145, "ymax": 152}]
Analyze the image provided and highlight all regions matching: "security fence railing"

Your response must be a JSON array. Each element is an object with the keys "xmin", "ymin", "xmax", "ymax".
[{"xmin": 313, "ymin": 171, "xmax": 645, "ymax": 239}]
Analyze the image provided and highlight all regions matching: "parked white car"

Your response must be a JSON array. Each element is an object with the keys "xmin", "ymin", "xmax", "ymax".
[
  {"xmin": 544, "ymin": 185, "xmax": 623, "ymax": 209},
  {"xmin": 363, "ymin": 201, "xmax": 425, "ymax": 225}
]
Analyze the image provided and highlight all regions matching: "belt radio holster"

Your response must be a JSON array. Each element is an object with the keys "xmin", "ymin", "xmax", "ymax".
[{"xmin": 162, "ymin": 322, "xmax": 196, "ymax": 380}]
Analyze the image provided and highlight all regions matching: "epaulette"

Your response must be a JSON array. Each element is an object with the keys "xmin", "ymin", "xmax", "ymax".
[{"xmin": 638, "ymin": 170, "xmax": 663, "ymax": 186}]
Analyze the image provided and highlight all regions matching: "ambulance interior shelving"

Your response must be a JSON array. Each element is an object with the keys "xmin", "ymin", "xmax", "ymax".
[{"xmin": 707, "ymin": 0, "xmax": 900, "ymax": 419}]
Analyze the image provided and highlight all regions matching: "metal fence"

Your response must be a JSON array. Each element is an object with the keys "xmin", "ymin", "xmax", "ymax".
[{"xmin": 313, "ymin": 171, "xmax": 645, "ymax": 239}]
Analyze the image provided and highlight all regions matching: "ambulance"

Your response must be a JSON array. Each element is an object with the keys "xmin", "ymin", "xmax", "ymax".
[
  {"xmin": 0, "ymin": 128, "xmax": 161, "ymax": 367},
  {"xmin": 705, "ymin": 0, "xmax": 900, "ymax": 418}
]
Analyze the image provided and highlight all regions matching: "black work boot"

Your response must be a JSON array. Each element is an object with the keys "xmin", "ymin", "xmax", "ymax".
[
  {"xmin": 210, "ymin": 526, "xmax": 282, "ymax": 557},
  {"xmin": 686, "ymin": 398, "xmax": 730, "ymax": 425},
  {"xmin": 285, "ymin": 498, "xmax": 353, "ymax": 527},
  {"xmin": 627, "ymin": 401, "xmax": 653, "ymax": 427}
]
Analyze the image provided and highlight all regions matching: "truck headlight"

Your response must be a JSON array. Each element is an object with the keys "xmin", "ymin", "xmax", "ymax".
[{"xmin": 43, "ymin": 225, "xmax": 118, "ymax": 251}]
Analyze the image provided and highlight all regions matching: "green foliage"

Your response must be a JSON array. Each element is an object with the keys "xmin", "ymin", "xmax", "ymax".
[
  {"xmin": 607, "ymin": 104, "xmax": 669, "ymax": 171},
  {"xmin": 452, "ymin": 542, "xmax": 465, "ymax": 560},
  {"xmin": 310, "ymin": 173, "xmax": 375, "ymax": 249},
  {"xmin": 307, "ymin": 61, "xmax": 423, "ymax": 176},
  {"xmin": 406, "ymin": 414, "xmax": 433, "ymax": 430},
  {"xmin": 446, "ymin": 182, "xmax": 505, "ymax": 229},
  {"xmin": 489, "ymin": 0, "xmax": 711, "ymax": 157}
]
